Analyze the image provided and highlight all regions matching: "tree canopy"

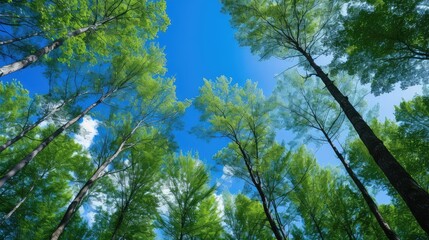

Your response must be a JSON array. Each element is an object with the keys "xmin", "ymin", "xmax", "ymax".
[{"xmin": 1, "ymin": 0, "xmax": 428, "ymax": 239}]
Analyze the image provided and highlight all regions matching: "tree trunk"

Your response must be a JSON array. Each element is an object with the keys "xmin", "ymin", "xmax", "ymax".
[
  {"xmin": 0, "ymin": 93, "xmax": 110, "ymax": 188},
  {"xmin": 309, "ymin": 211, "xmax": 325, "ymax": 240},
  {"xmin": 320, "ymin": 128, "xmax": 399, "ymax": 240},
  {"xmin": 51, "ymin": 121, "xmax": 142, "ymax": 240},
  {"xmin": 1, "ymin": 184, "xmax": 35, "ymax": 222},
  {"xmin": 111, "ymin": 212, "xmax": 125, "ymax": 240},
  {"xmin": 0, "ymin": 17, "xmax": 115, "ymax": 77},
  {"xmin": 296, "ymin": 46, "xmax": 429, "ymax": 235},
  {"xmin": 111, "ymin": 202, "xmax": 129, "ymax": 240},
  {"xmin": 0, "ymin": 31, "xmax": 43, "ymax": 46},
  {"xmin": 238, "ymin": 145, "xmax": 285, "ymax": 240}
]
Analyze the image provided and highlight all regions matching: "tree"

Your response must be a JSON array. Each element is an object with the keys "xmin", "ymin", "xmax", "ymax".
[
  {"xmin": 0, "ymin": 0, "xmax": 169, "ymax": 77},
  {"xmin": 157, "ymin": 153, "xmax": 223, "ymax": 240},
  {"xmin": 286, "ymin": 148, "xmax": 330, "ymax": 239},
  {"xmin": 328, "ymin": 0, "xmax": 429, "ymax": 94},
  {"xmin": 274, "ymin": 72, "xmax": 398, "ymax": 239},
  {"xmin": 195, "ymin": 76, "xmax": 294, "ymax": 239},
  {"xmin": 221, "ymin": 0, "xmax": 429, "ymax": 233},
  {"xmin": 104, "ymin": 135, "xmax": 168, "ymax": 240},
  {"xmin": 51, "ymin": 72, "xmax": 188, "ymax": 239},
  {"xmin": 223, "ymin": 193, "xmax": 275, "ymax": 240}
]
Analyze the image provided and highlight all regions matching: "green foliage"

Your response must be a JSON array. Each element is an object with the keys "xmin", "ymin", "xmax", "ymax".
[
  {"xmin": 328, "ymin": 0, "xmax": 429, "ymax": 94},
  {"xmin": 0, "ymin": 128, "xmax": 93, "ymax": 239},
  {"xmin": 0, "ymin": 80, "xmax": 32, "ymax": 136},
  {"xmin": 91, "ymin": 135, "xmax": 169, "ymax": 240},
  {"xmin": 157, "ymin": 153, "xmax": 223, "ymax": 240},
  {"xmin": 286, "ymin": 148, "xmax": 379, "ymax": 239},
  {"xmin": 1, "ymin": 0, "xmax": 170, "ymax": 67},
  {"xmin": 195, "ymin": 76, "xmax": 293, "ymax": 238},
  {"xmin": 223, "ymin": 193, "xmax": 275, "ymax": 240},
  {"xmin": 394, "ymin": 95, "xmax": 429, "ymax": 141},
  {"xmin": 221, "ymin": 0, "xmax": 338, "ymax": 59}
]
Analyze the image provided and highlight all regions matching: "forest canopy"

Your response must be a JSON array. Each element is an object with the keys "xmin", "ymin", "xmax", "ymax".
[{"xmin": 0, "ymin": 0, "xmax": 428, "ymax": 239}]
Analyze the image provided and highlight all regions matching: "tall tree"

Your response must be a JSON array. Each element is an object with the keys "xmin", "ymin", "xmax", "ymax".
[
  {"xmin": 104, "ymin": 135, "xmax": 168, "ymax": 240},
  {"xmin": 274, "ymin": 73, "xmax": 398, "ymax": 239},
  {"xmin": 347, "ymin": 100, "xmax": 429, "ymax": 238},
  {"xmin": 51, "ymin": 72, "xmax": 188, "ymax": 239},
  {"xmin": 328, "ymin": 0, "xmax": 429, "ymax": 94},
  {"xmin": 157, "ymin": 153, "xmax": 223, "ymax": 240},
  {"xmin": 0, "ymin": 0, "xmax": 169, "ymax": 77},
  {"xmin": 195, "ymin": 76, "xmax": 296, "ymax": 239},
  {"xmin": 221, "ymin": 0, "xmax": 429, "ymax": 232}
]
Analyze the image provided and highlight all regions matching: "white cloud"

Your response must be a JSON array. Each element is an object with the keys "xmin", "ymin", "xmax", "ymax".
[
  {"xmin": 217, "ymin": 165, "xmax": 233, "ymax": 189},
  {"xmin": 157, "ymin": 181, "xmax": 173, "ymax": 215},
  {"xmin": 214, "ymin": 193, "xmax": 225, "ymax": 218},
  {"xmin": 74, "ymin": 116, "xmax": 99, "ymax": 149}
]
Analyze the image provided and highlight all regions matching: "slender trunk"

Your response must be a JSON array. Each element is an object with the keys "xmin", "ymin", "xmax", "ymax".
[
  {"xmin": 179, "ymin": 213, "xmax": 185, "ymax": 240},
  {"xmin": 0, "ymin": 17, "xmax": 114, "ymax": 77},
  {"xmin": 111, "ymin": 203, "xmax": 129, "ymax": 240},
  {"xmin": 295, "ymin": 196, "xmax": 324, "ymax": 240},
  {"xmin": 237, "ymin": 146, "xmax": 285, "ymax": 240},
  {"xmin": 309, "ymin": 211, "xmax": 324, "ymax": 240},
  {"xmin": 272, "ymin": 201, "xmax": 288, "ymax": 239},
  {"xmin": 320, "ymin": 129, "xmax": 399, "ymax": 240},
  {"xmin": 51, "ymin": 122, "xmax": 141, "ymax": 240},
  {"xmin": 1, "ymin": 184, "xmax": 35, "ymax": 222},
  {"xmin": 0, "ymin": 93, "xmax": 110, "ymax": 188},
  {"xmin": 0, "ymin": 31, "xmax": 43, "ymax": 46},
  {"xmin": 0, "ymin": 94, "xmax": 79, "ymax": 153},
  {"xmin": 297, "ymin": 46, "xmax": 429, "ymax": 234},
  {"xmin": 111, "ymin": 212, "xmax": 124, "ymax": 240}
]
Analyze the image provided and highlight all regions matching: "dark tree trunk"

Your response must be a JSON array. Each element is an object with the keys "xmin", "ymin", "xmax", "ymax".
[
  {"xmin": 296, "ymin": 46, "xmax": 429, "ymax": 235},
  {"xmin": 237, "ymin": 145, "xmax": 285, "ymax": 240},
  {"xmin": 111, "ymin": 203, "xmax": 129, "ymax": 240}
]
